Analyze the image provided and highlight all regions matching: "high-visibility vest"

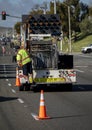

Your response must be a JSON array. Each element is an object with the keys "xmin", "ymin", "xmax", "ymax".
[{"xmin": 16, "ymin": 49, "xmax": 31, "ymax": 65}]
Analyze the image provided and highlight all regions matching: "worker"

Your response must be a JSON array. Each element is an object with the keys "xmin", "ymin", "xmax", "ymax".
[{"xmin": 16, "ymin": 43, "xmax": 33, "ymax": 84}]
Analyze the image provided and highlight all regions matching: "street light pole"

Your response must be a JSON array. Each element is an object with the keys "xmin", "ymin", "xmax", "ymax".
[
  {"xmin": 68, "ymin": 6, "xmax": 72, "ymax": 53},
  {"xmin": 54, "ymin": 0, "xmax": 56, "ymax": 14},
  {"xmin": 51, "ymin": 0, "xmax": 56, "ymax": 14},
  {"xmin": 63, "ymin": 3, "xmax": 72, "ymax": 53}
]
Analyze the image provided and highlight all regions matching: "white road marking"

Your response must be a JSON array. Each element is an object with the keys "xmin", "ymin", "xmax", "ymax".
[
  {"xmin": 24, "ymin": 105, "xmax": 28, "ymax": 108},
  {"xmin": 75, "ymin": 66, "xmax": 88, "ymax": 68},
  {"xmin": 8, "ymin": 83, "xmax": 12, "ymax": 86},
  {"xmin": 75, "ymin": 69, "xmax": 84, "ymax": 73},
  {"xmin": 18, "ymin": 98, "xmax": 24, "ymax": 104},
  {"xmin": 12, "ymin": 89, "xmax": 16, "ymax": 93},
  {"xmin": 31, "ymin": 113, "xmax": 39, "ymax": 120},
  {"xmin": 6, "ymin": 79, "xmax": 9, "ymax": 81},
  {"xmin": 78, "ymin": 54, "xmax": 92, "ymax": 58}
]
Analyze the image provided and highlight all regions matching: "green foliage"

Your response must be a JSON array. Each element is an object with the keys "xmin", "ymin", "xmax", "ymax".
[
  {"xmin": 46, "ymin": 0, "xmax": 89, "ymax": 39},
  {"xmin": 14, "ymin": 22, "xmax": 21, "ymax": 34},
  {"xmin": 80, "ymin": 2, "xmax": 89, "ymax": 20},
  {"xmin": 72, "ymin": 34, "xmax": 92, "ymax": 52},
  {"xmin": 89, "ymin": 6, "xmax": 92, "ymax": 16},
  {"xmin": 80, "ymin": 17, "xmax": 92, "ymax": 36},
  {"xmin": 49, "ymin": 2, "xmax": 54, "ymax": 14},
  {"xmin": 29, "ymin": 10, "xmax": 43, "ymax": 15}
]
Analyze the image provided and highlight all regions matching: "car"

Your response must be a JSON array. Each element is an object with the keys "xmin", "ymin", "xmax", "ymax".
[{"xmin": 81, "ymin": 44, "xmax": 92, "ymax": 53}]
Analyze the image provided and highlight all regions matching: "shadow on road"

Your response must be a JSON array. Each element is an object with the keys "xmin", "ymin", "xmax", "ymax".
[
  {"xmin": 32, "ymin": 84, "xmax": 73, "ymax": 92},
  {"xmin": 51, "ymin": 114, "xmax": 86, "ymax": 120},
  {"xmin": 32, "ymin": 84, "xmax": 92, "ymax": 92},
  {"xmin": 73, "ymin": 84, "xmax": 92, "ymax": 91},
  {"xmin": 0, "ymin": 96, "xmax": 18, "ymax": 102}
]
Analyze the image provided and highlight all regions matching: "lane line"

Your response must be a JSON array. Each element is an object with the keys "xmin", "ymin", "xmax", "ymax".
[
  {"xmin": 75, "ymin": 66, "xmax": 88, "ymax": 68},
  {"xmin": 8, "ymin": 83, "xmax": 12, "ymax": 86},
  {"xmin": 11, "ymin": 89, "xmax": 16, "ymax": 93},
  {"xmin": 78, "ymin": 54, "xmax": 92, "ymax": 58},
  {"xmin": 18, "ymin": 98, "xmax": 24, "ymax": 104},
  {"xmin": 75, "ymin": 69, "xmax": 84, "ymax": 73},
  {"xmin": 31, "ymin": 113, "xmax": 39, "ymax": 120},
  {"xmin": 6, "ymin": 79, "xmax": 9, "ymax": 81}
]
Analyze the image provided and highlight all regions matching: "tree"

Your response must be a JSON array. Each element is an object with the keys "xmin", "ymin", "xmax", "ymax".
[
  {"xmin": 14, "ymin": 22, "xmax": 21, "ymax": 34},
  {"xmin": 80, "ymin": 2, "xmax": 89, "ymax": 20},
  {"xmin": 89, "ymin": 6, "xmax": 92, "ymax": 16},
  {"xmin": 29, "ymin": 9, "xmax": 43, "ymax": 15},
  {"xmin": 14, "ymin": 1, "xmax": 90, "ymax": 40},
  {"xmin": 59, "ymin": 0, "xmax": 89, "ymax": 41},
  {"xmin": 80, "ymin": 16, "xmax": 92, "ymax": 36}
]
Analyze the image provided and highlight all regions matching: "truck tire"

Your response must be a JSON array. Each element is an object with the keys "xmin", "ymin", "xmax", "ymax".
[
  {"xmin": 25, "ymin": 85, "xmax": 30, "ymax": 91},
  {"xmin": 19, "ymin": 85, "xmax": 24, "ymax": 91}
]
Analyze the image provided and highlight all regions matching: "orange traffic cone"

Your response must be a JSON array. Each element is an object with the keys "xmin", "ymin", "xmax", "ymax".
[
  {"xmin": 37, "ymin": 90, "xmax": 50, "ymax": 119},
  {"xmin": 15, "ymin": 67, "xmax": 21, "ymax": 87}
]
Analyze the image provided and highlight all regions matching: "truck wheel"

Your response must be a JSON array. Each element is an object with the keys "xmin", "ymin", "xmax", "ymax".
[
  {"xmin": 67, "ymin": 83, "xmax": 72, "ymax": 91},
  {"xmin": 19, "ymin": 85, "xmax": 24, "ymax": 91},
  {"xmin": 25, "ymin": 85, "xmax": 30, "ymax": 91}
]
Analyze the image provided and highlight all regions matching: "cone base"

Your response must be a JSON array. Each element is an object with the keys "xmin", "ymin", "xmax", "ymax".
[
  {"xmin": 37, "ymin": 116, "xmax": 50, "ymax": 120},
  {"xmin": 15, "ymin": 84, "xmax": 21, "ymax": 87}
]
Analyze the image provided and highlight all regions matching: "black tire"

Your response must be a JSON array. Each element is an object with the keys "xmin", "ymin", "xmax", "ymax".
[
  {"xmin": 65, "ymin": 83, "xmax": 72, "ymax": 91},
  {"xmin": 25, "ymin": 85, "xmax": 30, "ymax": 91},
  {"xmin": 19, "ymin": 85, "xmax": 24, "ymax": 91}
]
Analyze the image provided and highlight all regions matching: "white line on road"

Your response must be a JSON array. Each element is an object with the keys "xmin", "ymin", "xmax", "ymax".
[
  {"xmin": 11, "ymin": 89, "xmax": 16, "ymax": 93},
  {"xmin": 75, "ymin": 66, "xmax": 88, "ymax": 68},
  {"xmin": 18, "ymin": 98, "xmax": 24, "ymax": 104},
  {"xmin": 78, "ymin": 54, "xmax": 92, "ymax": 58},
  {"xmin": 6, "ymin": 79, "xmax": 9, "ymax": 81},
  {"xmin": 8, "ymin": 83, "xmax": 12, "ymax": 86},
  {"xmin": 31, "ymin": 113, "xmax": 39, "ymax": 120},
  {"xmin": 75, "ymin": 69, "xmax": 84, "ymax": 73}
]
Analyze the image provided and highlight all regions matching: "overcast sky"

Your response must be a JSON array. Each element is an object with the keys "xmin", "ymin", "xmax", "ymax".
[{"xmin": 0, "ymin": 0, "xmax": 92, "ymax": 28}]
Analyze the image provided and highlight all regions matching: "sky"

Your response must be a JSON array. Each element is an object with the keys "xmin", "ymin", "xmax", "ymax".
[{"xmin": 0, "ymin": 0, "xmax": 92, "ymax": 28}]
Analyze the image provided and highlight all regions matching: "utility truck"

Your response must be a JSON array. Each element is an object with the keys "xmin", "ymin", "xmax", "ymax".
[{"xmin": 18, "ymin": 14, "xmax": 76, "ymax": 91}]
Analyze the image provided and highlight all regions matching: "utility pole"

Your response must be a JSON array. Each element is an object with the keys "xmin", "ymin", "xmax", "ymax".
[
  {"xmin": 54, "ymin": 0, "xmax": 56, "ymax": 14},
  {"xmin": 51, "ymin": 0, "xmax": 56, "ymax": 14},
  {"xmin": 68, "ymin": 6, "xmax": 72, "ymax": 53},
  {"xmin": 63, "ymin": 3, "xmax": 72, "ymax": 53}
]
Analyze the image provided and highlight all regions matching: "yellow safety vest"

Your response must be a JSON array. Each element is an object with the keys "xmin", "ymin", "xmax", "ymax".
[{"xmin": 16, "ymin": 49, "xmax": 31, "ymax": 65}]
